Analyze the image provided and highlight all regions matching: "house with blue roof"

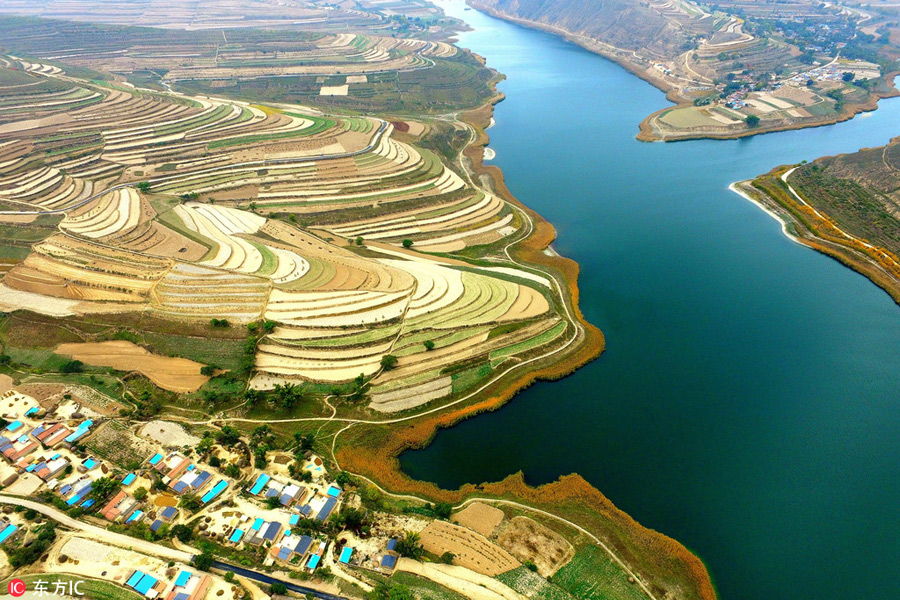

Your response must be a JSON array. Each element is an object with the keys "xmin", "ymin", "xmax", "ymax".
[
  {"xmin": 0, "ymin": 521, "xmax": 19, "ymax": 544},
  {"xmin": 167, "ymin": 570, "xmax": 212, "ymax": 600}
]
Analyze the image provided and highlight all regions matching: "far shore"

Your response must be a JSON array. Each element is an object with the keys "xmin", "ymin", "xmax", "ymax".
[{"xmin": 466, "ymin": 1, "xmax": 899, "ymax": 143}]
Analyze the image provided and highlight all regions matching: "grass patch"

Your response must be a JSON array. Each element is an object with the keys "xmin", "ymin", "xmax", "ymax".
[
  {"xmin": 496, "ymin": 567, "xmax": 575, "ymax": 600},
  {"xmin": 142, "ymin": 333, "xmax": 245, "ymax": 371},
  {"xmin": 551, "ymin": 546, "xmax": 649, "ymax": 600}
]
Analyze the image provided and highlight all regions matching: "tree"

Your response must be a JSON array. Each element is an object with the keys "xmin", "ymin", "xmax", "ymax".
[
  {"xmin": 336, "ymin": 507, "xmax": 368, "ymax": 533},
  {"xmin": 200, "ymin": 365, "xmax": 217, "ymax": 377},
  {"xmin": 270, "ymin": 583, "xmax": 287, "ymax": 595},
  {"xmin": 294, "ymin": 432, "xmax": 315, "ymax": 452},
  {"xmin": 423, "ymin": 340, "xmax": 435, "ymax": 351},
  {"xmin": 60, "ymin": 360, "xmax": 83, "ymax": 373},
  {"xmin": 133, "ymin": 487, "xmax": 149, "ymax": 501},
  {"xmin": 524, "ymin": 560, "xmax": 538, "ymax": 572},
  {"xmin": 180, "ymin": 494, "xmax": 202, "ymax": 512},
  {"xmin": 136, "ymin": 182, "xmax": 152, "ymax": 193},
  {"xmin": 216, "ymin": 426, "xmax": 241, "ymax": 447},
  {"xmin": 745, "ymin": 114, "xmax": 760, "ymax": 127},
  {"xmin": 274, "ymin": 383, "xmax": 306, "ymax": 410},
  {"xmin": 401, "ymin": 239, "xmax": 414, "ymax": 249},
  {"xmin": 380, "ymin": 355, "xmax": 398, "ymax": 370},
  {"xmin": 197, "ymin": 436, "xmax": 215, "ymax": 455},
  {"xmin": 224, "ymin": 572, "xmax": 235, "ymax": 583},
  {"xmin": 266, "ymin": 496, "xmax": 282, "ymax": 509},
  {"xmin": 355, "ymin": 236, "xmax": 364, "ymax": 246},
  {"xmin": 89, "ymin": 477, "xmax": 120, "ymax": 504},
  {"xmin": 224, "ymin": 463, "xmax": 241, "ymax": 478},
  {"xmin": 171, "ymin": 524, "xmax": 194, "ymax": 543},
  {"xmin": 440, "ymin": 551, "xmax": 455, "ymax": 564},
  {"xmin": 193, "ymin": 551, "xmax": 215, "ymax": 571},
  {"xmin": 432, "ymin": 502, "xmax": 453, "ymax": 520},
  {"xmin": 396, "ymin": 531, "xmax": 424, "ymax": 559},
  {"xmin": 254, "ymin": 446, "xmax": 269, "ymax": 469},
  {"xmin": 368, "ymin": 582, "xmax": 413, "ymax": 600},
  {"xmin": 842, "ymin": 72, "xmax": 855, "ymax": 82},
  {"xmin": 6, "ymin": 523, "xmax": 56, "ymax": 568}
]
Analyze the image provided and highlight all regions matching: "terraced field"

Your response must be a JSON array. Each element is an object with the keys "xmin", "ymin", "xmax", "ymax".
[
  {"xmin": 0, "ymin": 16, "xmax": 493, "ymax": 114},
  {"xmin": 0, "ymin": 57, "xmax": 571, "ymax": 413}
]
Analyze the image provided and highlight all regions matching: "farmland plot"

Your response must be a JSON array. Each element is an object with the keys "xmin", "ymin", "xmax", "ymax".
[{"xmin": 0, "ymin": 59, "xmax": 574, "ymax": 410}]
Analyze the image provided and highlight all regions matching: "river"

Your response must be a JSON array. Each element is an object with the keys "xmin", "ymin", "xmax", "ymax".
[{"xmin": 401, "ymin": 2, "xmax": 900, "ymax": 599}]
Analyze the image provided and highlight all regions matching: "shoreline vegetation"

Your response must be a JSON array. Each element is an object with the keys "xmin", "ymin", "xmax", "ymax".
[
  {"xmin": 734, "ymin": 168, "xmax": 900, "ymax": 305},
  {"xmin": 336, "ymin": 88, "xmax": 720, "ymax": 600},
  {"xmin": 466, "ymin": 1, "xmax": 900, "ymax": 143}
]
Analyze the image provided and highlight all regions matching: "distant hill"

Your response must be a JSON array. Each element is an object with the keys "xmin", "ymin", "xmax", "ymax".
[{"xmin": 471, "ymin": 0, "xmax": 691, "ymax": 59}]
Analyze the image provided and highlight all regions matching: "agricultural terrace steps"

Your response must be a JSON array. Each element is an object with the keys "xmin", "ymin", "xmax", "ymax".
[{"xmin": 0, "ymin": 118, "xmax": 389, "ymax": 216}]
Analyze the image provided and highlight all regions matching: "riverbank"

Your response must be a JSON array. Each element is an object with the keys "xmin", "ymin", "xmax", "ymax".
[
  {"xmin": 466, "ymin": 1, "xmax": 899, "ymax": 143},
  {"xmin": 735, "ymin": 171, "xmax": 900, "ymax": 304},
  {"xmin": 638, "ymin": 80, "xmax": 900, "ymax": 142},
  {"xmin": 335, "ymin": 93, "xmax": 719, "ymax": 600}
]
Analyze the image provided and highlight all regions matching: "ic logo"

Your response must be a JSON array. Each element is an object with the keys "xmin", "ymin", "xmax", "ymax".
[{"xmin": 8, "ymin": 579, "xmax": 26, "ymax": 597}]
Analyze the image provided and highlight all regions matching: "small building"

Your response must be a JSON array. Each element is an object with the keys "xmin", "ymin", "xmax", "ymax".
[
  {"xmin": 170, "ymin": 469, "xmax": 212, "ymax": 495},
  {"xmin": 125, "ymin": 571, "xmax": 164, "ymax": 598},
  {"xmin": 248, "ymin": 473, "xmax": 270, "ymax": 495},
  {"xmin": 164, "ymin": 571, "xmax": 212, "ymax": 600},
  {"xmin": 200, "ymin": 479, "xmax": 227, "ymax": 504},
  {"xmin": 100, "ymin": 490, "xmax": 139, "ymax": 522},
  {"xmin": 64, "ymin": 420, "xmax": 94, "ymax": 444},
  {"xmin": 0, "ymin": 432, "xmax": 38, "ymax": 463},
  {"xmin": 248, "ymin": 521, "xmax": 283, "ymax": 546},
  {"xmin": 32, "ymin": 422, "xmax": 74, "ymax": 449},
  {"xmin": 157, "ymin": 453, "xmax": 192, "ymax": 481},
  {"xmin": 315, "ymin": 497, "xmax": 338, "ymax": 522},
  {"xmin": 78, "ymin": 456, "xmax": 100, "ymax": 473},
  {"xmin": 0, "ymin": 520, "xmax": 19, "ymax": 544},
  {"xmin": 33, "ymin": 456, "xmax": 70, "ymax": 481}
]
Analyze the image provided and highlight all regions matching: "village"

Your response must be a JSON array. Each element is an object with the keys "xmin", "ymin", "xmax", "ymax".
[{"xmin": 0, "ymin": 377, "xmax": 579, "ymax": 600}]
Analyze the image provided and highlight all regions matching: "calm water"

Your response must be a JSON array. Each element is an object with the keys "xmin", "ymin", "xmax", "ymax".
[{"xmin": 403, "ymin": 3, "xmax": 900, "ymax": 599}]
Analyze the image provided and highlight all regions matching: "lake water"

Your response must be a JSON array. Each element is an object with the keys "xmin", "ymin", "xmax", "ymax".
[{"xmin": 402, "ymin": 2, "xmax": 900, "ymax": 599}]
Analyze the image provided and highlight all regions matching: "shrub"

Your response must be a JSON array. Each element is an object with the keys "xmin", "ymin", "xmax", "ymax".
[
  {"xmin": 60, "ymin": 360, "xmax": 83, "ymax": 373},
  {"xmin": 270, "ymin": 583, "xmax": 287, "ymax": 595}
]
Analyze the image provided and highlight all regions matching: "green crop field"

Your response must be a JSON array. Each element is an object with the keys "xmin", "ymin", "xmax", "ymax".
[
  {"xmin": 496, "ymin": 566, "xmax": 575, "ymax": 600},
  {"xmin": 551, "ymin": 546, "xmax": 650, "ymax": 600}
]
